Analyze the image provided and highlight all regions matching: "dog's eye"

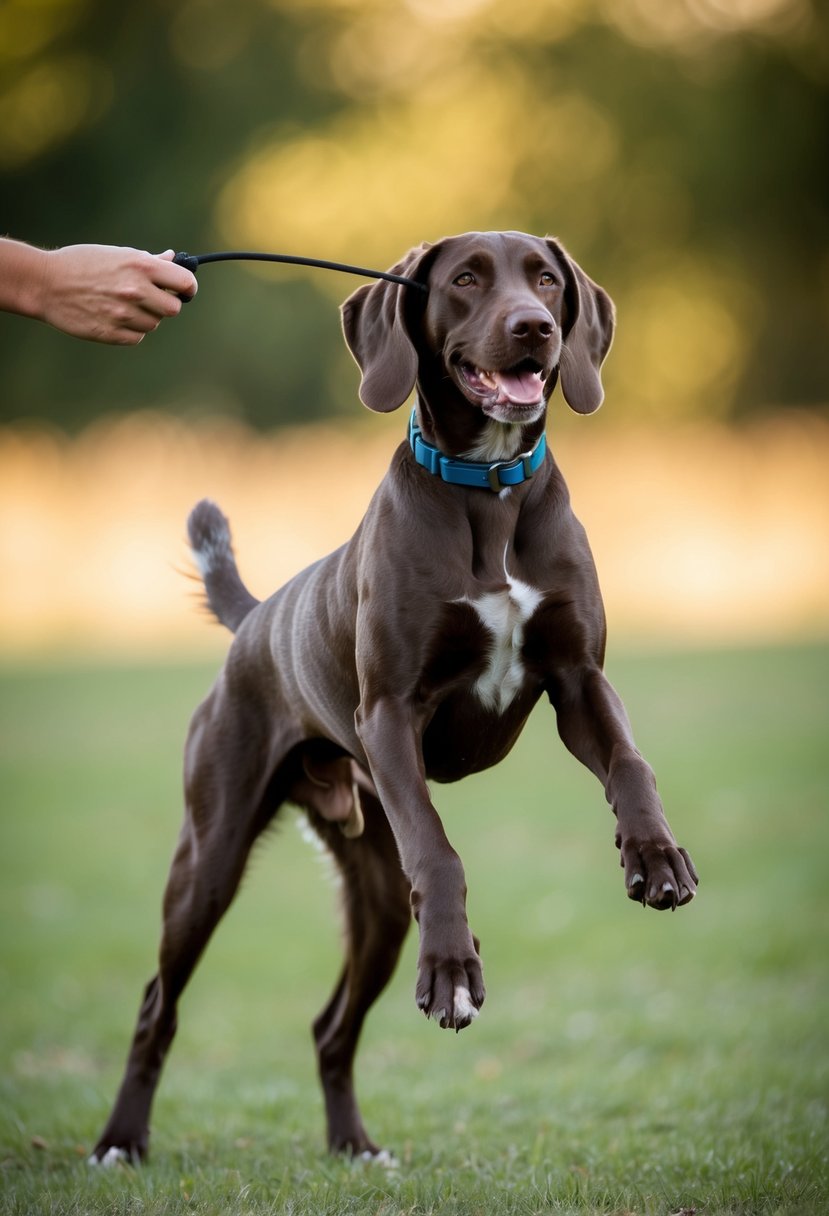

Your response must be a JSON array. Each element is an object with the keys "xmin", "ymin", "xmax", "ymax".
[
  {"xmin": 453, "ymin": 272, "xmax": 476, "ymax": 287},
  {"xmin": 539, "ymin": 272, "xmax": 557, "ymax": 287}
]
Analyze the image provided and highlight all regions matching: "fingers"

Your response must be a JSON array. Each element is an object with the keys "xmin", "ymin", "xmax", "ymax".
[
  {"xmin": 108, "ymin": 329, "xmax": 148, "ymax": 347},
  {"xmin": 109, "ymin": 250, "xmax": 196, "ymax": 339},
  {"xmin": 105, "ymin": 298, "xmax": 172, "ymax": 346},
  {"xmin": 152, "ymin": 249, "xmax": 198, "ymax": 300},
  {"xmin": 36, "ymin": 244, "xmax": 197, "ymax": 344},
  {"xmin": 115, "ymin": 250, "xmax": 198, "ymax": 331}
]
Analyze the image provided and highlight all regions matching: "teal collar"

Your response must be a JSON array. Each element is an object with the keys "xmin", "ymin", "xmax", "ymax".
[{"xmin": 408, "ymin": 409, "xmax": 547, "ymax": 492}]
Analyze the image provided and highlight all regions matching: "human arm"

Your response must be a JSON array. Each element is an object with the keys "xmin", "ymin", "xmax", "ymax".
[{"xmin": 0, "ymin": 239, "xmax": 197, "ymax": 345}]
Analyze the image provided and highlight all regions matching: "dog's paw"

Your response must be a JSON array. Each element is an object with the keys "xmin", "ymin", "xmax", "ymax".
[
  {"xmin": 357, "ymin": 1148, "xmax": 398, "ymax": 1169},
  {"xmin": 620, "ymin": 839, "xmax": 698, "ymax": 910},
  {"xmin": 415, "ymin": 937, "xmax": 485, "ymax": 1030},
  {"xmin": 88, "ymin": 1129, "xmax": 147, "ymax": 1168},
  {"xmin": 427, "ymin": 984, "xmax": 481, "ymax": 1031},
  {"xmin": 88, "ymin": 1144, "xmax": 138, "ymax": 1168}
]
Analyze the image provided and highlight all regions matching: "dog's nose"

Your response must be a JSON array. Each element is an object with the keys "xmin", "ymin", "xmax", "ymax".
[{"xmin": 508, "ymin": 308, "xmax": 555, "ymax": 344}]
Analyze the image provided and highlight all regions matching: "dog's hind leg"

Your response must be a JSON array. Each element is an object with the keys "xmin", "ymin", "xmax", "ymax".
[
  {"xmin": 308, "ymin": 787, "xmax": 412, "ymax": 1158},
  {"xmin": 91, "ymin": 678, "xmax": 294, "ymax": 1165}
]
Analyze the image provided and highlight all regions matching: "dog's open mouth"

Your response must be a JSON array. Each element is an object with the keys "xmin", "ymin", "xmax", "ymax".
[{"xmin": 458, "ymin": 358, "xmax": 546, "ymax": 411}]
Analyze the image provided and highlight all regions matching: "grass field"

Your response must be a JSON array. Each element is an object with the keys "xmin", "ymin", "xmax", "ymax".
[{"xmin": 1, "ymin": 643, "xmax": 827, "ymax": 1215}]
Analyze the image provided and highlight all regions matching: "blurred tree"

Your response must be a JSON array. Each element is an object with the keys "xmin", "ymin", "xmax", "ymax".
[
  {"xmin": 0, "ymin": 0, "xmax": 345, "ymax": 429},
  {"xmin": 1, "ymin": 0, "xmax": 826, "ymax": 429}
]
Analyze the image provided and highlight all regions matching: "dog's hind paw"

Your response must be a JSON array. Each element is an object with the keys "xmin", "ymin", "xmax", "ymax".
[
  {"xmin": 88, "ymin": 1145, "xmax": 133, "ymax": 1168},
  {"xmin": 358, "ymin": 1148, "xmax": 398, "ymax": 1169}
]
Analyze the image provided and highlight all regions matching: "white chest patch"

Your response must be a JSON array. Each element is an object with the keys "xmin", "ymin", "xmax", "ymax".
[{"xmin": 462, "ymin": 573, "xmax": 543, "ymax": 713}]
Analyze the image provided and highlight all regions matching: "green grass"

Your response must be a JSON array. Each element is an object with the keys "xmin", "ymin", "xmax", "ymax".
[{"xmin": 1, "ymin": 643, "xmax": 827, "ymax": 1215}]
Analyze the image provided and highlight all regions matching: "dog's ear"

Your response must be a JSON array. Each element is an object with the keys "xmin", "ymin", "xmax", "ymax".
[
  {"xmin": 341, "ymin": 243, "xmax": 435, "ymax": 413},
  {"xmin": 546, "ymin": 239, "xmax": 615, "ymax": 415}
]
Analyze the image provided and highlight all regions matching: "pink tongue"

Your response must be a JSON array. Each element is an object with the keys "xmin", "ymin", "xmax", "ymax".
[{"xmin": 491, "ymin": 369, "xmax": 544, "ymax": 405}]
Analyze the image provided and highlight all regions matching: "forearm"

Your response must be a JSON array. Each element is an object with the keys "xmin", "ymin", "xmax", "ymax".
[
  {"xmin": 0, "ymin": 239, "xmax": 197, "ymax": 344},
  {"xmin": 0, "ymin": 238, "xmax": 50, "ymax": 321}
]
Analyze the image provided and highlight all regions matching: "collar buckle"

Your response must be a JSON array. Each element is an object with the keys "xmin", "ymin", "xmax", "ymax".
[{"xmin": 486, "ymin": 451, "xmax": 536, "ymax": 493}]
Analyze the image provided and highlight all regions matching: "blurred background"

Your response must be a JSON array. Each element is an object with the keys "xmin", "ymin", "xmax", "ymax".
[
  {"xmin": 1, "ymin": 7, "xmax": 828, "ymax": 1201},
  {"xmin": 1, "ymin": 0, "xmax": 827, "ymax": 652}
]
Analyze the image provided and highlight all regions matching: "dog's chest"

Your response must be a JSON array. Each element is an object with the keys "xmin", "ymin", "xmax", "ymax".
[{"xmin": 460, "ymin": 575, "xmax": 543, "ymax": 713}]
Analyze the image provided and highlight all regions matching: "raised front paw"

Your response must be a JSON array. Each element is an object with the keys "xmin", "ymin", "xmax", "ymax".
[
  {"xmin": 415, "ymin": 930, "xmax": 485, "ymax": 1031},
  {"xmin": 618, "ymin": 835, "xmax": 699, "ymax": 910}
]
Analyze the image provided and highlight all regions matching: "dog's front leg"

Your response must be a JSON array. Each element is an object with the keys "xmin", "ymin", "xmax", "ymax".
[
  {"xmin": 355, "ymin": 694, "xmax": 484, "ymax": 1030},
  {"xmin": 550, "ymin": 665, "xmax": 699, "ymax": 909}
]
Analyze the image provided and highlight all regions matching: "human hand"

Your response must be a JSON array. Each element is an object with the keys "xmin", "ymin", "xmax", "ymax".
[
  {"xmin": 0, "ymin": 242, "xmax": 197, "ymax": 345},
  {"xmin": 36, "ymin": 245, "xmax": 198, "ymax": 344}
]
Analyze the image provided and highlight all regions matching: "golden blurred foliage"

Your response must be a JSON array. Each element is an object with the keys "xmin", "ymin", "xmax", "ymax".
[
  {"xmin": 1, "ymin": 411, "xmax": 826, "ymax": 657},
  {"xmin": 0, "ymin": 0, "xmax": 826, "ymax": 662},
  {"xmin": 0, "ymin": 53, "xmax": 111, "ymax": 168},
  {"xmin": 217, "ymin": 75, "xmax": 617, "ymax": 270},
  {"xmin": 606, "ymin": 256, "xmax": 760, "ymax": 420},
  {"xmin": 598, "ymin": 0, "xmax": 814, "ymax": 46},
  {"xmin": 2, "ymin": 0, "xmax": 826, "ymax": 427}
]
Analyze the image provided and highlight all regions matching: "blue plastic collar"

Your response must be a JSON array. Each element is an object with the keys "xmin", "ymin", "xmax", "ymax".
[{"xmin": 408, "ymin": 409, "xmax": 547, "ymax": 492}]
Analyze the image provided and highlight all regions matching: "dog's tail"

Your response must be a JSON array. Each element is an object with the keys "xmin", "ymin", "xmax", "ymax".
[{"xmin": 187, "ymin": 499, "xmax": 260, "ymax": 633}]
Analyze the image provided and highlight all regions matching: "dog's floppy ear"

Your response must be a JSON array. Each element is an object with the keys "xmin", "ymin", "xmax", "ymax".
[
  {"xmin": 341, "ymin": 243, "xmax": 436, "ymax": 413},
  {"xmin": 547, "ymin": 239, "xmax": 615, "ymax": 415}
]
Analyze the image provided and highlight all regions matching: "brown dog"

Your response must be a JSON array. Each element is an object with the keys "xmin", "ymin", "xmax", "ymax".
[{"xmin": 90, "ymin": 231, "xmax": 697, "ymax": 1166}]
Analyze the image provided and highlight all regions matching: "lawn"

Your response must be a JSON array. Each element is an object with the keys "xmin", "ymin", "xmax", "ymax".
[{"xmin": 0, "ymin": 643, "xmax": 827, "ymax": 1215}]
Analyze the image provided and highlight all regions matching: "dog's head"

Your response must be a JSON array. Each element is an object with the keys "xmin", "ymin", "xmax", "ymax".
[{"xmin": 341, "ymin": 231, "xmax": 615, "ymax": 420}]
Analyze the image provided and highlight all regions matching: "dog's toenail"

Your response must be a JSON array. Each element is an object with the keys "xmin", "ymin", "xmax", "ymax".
[{"xmin": 627, "ymin": 875, "xmax": 645, "ymax": 902}]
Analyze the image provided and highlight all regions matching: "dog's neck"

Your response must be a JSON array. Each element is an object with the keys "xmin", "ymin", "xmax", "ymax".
[
  {"xmin": 459, "ymin": 419, "xmax": 531, "ymax": 463},
  {"xmin": 413, "ymin": 393, "xmax": 548, "ymax": 465}
]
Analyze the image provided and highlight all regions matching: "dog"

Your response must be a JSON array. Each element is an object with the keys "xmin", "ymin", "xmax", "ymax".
[{"xmin": 90, "ymin": 230, "xmax": 698, "ymax": 1166}]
